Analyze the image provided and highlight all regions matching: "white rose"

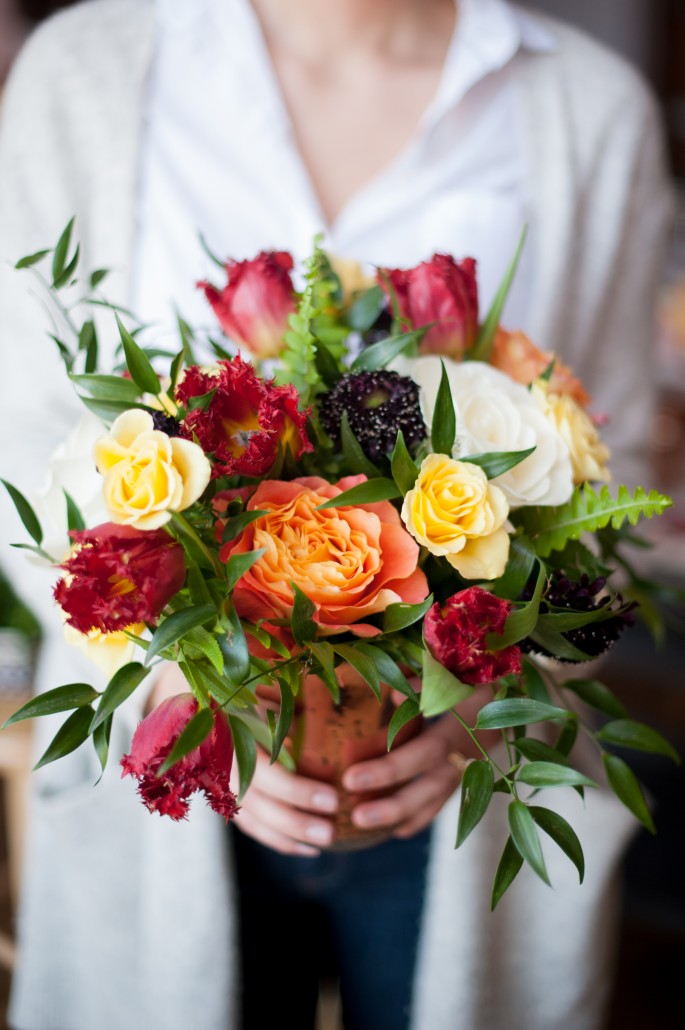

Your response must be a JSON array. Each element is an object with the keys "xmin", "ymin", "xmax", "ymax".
[{"xmin": 392, "ymin": 356, "xmax": 574, "ymax": 508}]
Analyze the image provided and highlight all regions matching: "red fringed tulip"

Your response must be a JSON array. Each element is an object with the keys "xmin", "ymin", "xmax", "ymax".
[
  {"xmin": 424, "ymin": 586, "xmax": 521, "ymax": 686},
  {"xmin": 378, "ymin": 254, "xmax": 478, "ymax": 359},
  {"xmin": 176, "ymin": 357, "xmax": 312, "ymax": 478},
  {"xmin": 121, "ymin": 694, "xmax": 238, "ymax": 821},
  {"xmin": 54, "ymin": 523, "xmax": 186, "ymax": 634},
  {"xmin": 198, "ymin": 250, "xmax": 296, "ymax": 359}
]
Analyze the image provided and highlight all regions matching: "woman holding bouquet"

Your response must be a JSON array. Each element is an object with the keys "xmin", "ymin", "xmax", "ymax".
[{"xmin": 0, "ymin": 1, "xmax": 669, "ymax": 1028}]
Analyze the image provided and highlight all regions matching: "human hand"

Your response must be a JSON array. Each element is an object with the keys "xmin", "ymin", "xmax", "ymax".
[
  {"xmin": 341, "ymin": 687, "xmax": 498, "ymax": 839},
  {"xmin": 231, "ymin": 747, "xmax": 339, "ymax": 857}
]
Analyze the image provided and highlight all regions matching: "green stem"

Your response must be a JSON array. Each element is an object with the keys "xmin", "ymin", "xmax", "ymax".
[{"xmin": 450, "ymin": 709, "xmax": 518, "ymax": 796}]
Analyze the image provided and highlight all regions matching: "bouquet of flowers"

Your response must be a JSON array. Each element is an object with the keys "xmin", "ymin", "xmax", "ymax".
[{"xmin": 2, "ymin": 223, "xmax": 679, "ymax": 906}]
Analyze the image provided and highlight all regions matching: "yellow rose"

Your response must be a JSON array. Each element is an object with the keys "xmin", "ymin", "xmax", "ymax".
[
  {"xmin": 63, "ymin": 622, "xmax": 145, "ymax": 678},
  {"xmin": 401, "ymin": 454, "xmax": 510, "ymax": 579},
  {"xmin": 93, "ymin": 409, "xmax": 211, "ymax": 530},
  {"xmin": 533, "ymin": 385, "xmax": 611, "ymax": 485}
]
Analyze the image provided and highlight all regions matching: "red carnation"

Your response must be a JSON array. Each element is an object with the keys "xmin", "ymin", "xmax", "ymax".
[
  {"xmin": 54, "ymin": 523, "xmax": 186, "ymax": 634},
  {"xmin": 176, "ymin": 357, "xmax": 312, "ymax": 478},
  {"xmin": 424, "ymin": 587, "xmax": 521, "ymax": 686},
  {"xmin": 121, "ymin": 693, "xmax": 238, "ymax": 821},
  {"xmin": 199, "ymin": 250, "xmax": 296, "ymax": 359},
  {"xmin": 378, "ymin": 254, "xmax": 478, "ymax": 359}
]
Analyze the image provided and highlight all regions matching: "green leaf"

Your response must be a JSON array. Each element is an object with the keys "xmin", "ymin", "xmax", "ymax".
[
  {"xmin": 307, "ymin": 640, "xmax": 340, "ymax": 702},
  {"xmin": 456, "ymin": 760, "xmax": 494, "ymax": 847},
  {"xmin": 528, "ymin": 624, "xmax": 592, "ymax": 662},
  {"xmin": 476, "ymin": 698, "xmax": 569, "ymax": 730},
  {"xmin": 471, "ymin": 225, "xmax": 527, "ymax": 361},
  {"xmin": 90, "ymin": 662, "xmax": 150, "ymax": 732},
  {"xmin": 491, "ymin": 536, "xmax": 537, "ymax": 600},
  {"xmin": 462, "ymin": 447, "xmax": 535, "ymax": 480},
  {"xmin": 92, "ymin": 714, "xmax": 113, "ymax": 775},
  {"xmin": 159, "ymin": 706, "xmax": 214, "ymax": 774},
  {"xmin": 63, "ymin": 490, "xmax": 86, "ymax": 533},
  {"xmin": 420, "ymin": 650, "xmax": 474, "ymax": 717},
  {"xmin": 219, "ymin": 601, "xmax": 251, "ymax": 685},
  {"xmin": 555, "ymin": 717, "xmax": 579, "ymax": 757},
  {"xmin": 9, "ymin": 542, "xmax": 55, "ymax": 562},
  {"xmin": 350, "ymin": 328, "xmax": 426, "ymax": 372},
  {"xmin": 383, "ymin": 595, "xmax": 433, "ymax": 634},
  {"xmin": 291, "ymin": 582, "xmax": 317, "ymax": 648},
  {"xmin": 491, "ymin": 836, "xmax": 524, "ymax": 910},
  {"xmin": 596, "ymin": 720, "xmax": 680, "ymax": 764},
  {"xmin": 313, "ymin": 339, "xmax": 343, "ymax": 387},
  {"xmin": 225, "ymin": 549, "xmax": 266, "ymax": 592},
  {"xmin": 563, "ymin": 678, "xmax": 627, "ymax": 719},
  {"xmin": 90, "ymin": 268, "xmax": 109, "ymax": 289},
  {"xmin": 69, "ymin": 372, "xmax": 142, "ymax": 402},
  {"xmin": 34, "ymin": 706, "xmax": 93, "ymax": 771},
  {"xmin": 116, "ymin": 314, "xmax": 161, "ymax": 395},
  {"xmin": 508, "ymin": 799, "xmax": 550, "ymax": 885},
  {"xmin": 145, "ymin": 605, "xmax": 215, "ymax": 666},
  {"xmin": 185, "ymin": 627, "xmax": 224, "ymax": 674},
  {"xmin": 431, "ymin": 361, "xmax": 456, "ymax": 456},
  {"xmin": 185, "ymin": 387, "xmax": 217, "ymax": 412},
  {"xmin": 271, "ymin": 677, "xmax": 294, "ymax": 763},
  {"xmin": 15, "ymin": 248, "xmax": 50, "ymax": 269},
  {"xmin": 186, "ymin": 563, "xmax": 213, "ymax": 607},
  {"xmin": 340, "ymin": 411, "xmax": 381, "ymax": 477},
  {"xmin": 51, "ymin": 216, "xmax": 75, "ymax": 284},
  {"xmin": 487, "ymin": 563, "xmax": 545, "ymax": 650},
  {"xmin": 221, "ymin": 509, "xmax": 268, "ymax": 544},
  {"xmin": 229, "ymin": 715, "xmax": 257, "ymax": 799},
  {"xmin": 513, "ymin": 738, "xmax": 569, "ymax": 767},
  {"xmin": 530, "ymin": 806, "xmax": 585, "ymax": 883},
  {"xmin": 315, "ymin": 478, "xmax": 401, "ymax": 510},
  {"xmin": 346, "ymin": 284, "xmax": 385, "ymax": 331},
  {"xmin": 517, "ymin": 762, "xmax": 597, "ymax": 789},
  {"xmin": 603, "ymin": 754, "xmax": 655, "ymax": 833},
  {"xmin": 391, "ymin": 430, "xmax": 420, "ymax": 495},
  {"xmin": 355, "ymin": 643, "xmax": 417, "ymax": 701},
  {"xmin": 80, "ymin": 396, "xmax": 147, "ymax": 423},
  {"xmin": 3, "ymin": 683, "xmax": 99, "ymax": 727},
  {"xmin": 387, "ymin": 698, "xmax": 421, "ymax": 750},
  {"xmin": 520, "ymin": 657, "xmax": 552, "ymax": 704},
  {"xmin": 1, "ymin": 480, "xmax": 43, "ymax": 545},
  {"xmin": 53, "ymin": 243, "xmax": 80, "ymax": 289},
  {"xmin": 520, "ymin": 484, "xmax": 673, "ymax": 559},
  {"xmin": 332, "ymin": 644, "xmax": 381, "ymax": 701}
]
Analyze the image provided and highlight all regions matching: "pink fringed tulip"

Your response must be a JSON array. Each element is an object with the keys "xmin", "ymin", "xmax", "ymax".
[{"xmin": 121, "ymin": 694, "xmax": 238, "ymax": 821}]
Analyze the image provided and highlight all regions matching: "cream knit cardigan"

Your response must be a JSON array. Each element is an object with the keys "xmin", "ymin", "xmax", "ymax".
[{"xmin": 0, "ymin": 2, "xmax": 670, "ymax": 1029}]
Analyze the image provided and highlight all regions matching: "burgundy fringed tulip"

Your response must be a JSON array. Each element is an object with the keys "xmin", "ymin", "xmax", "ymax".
[
  {"xmin": 424, "ymin": 586, "xmax": 521, "ymax": 686},
  {"xmin": 121, "ymin": 694, "xmax": 238, "ymax": 821},
  {"xmin": 378, "ymin": 254, "xmax": 478, "ymax": 359},
  {"xmin": 54, "ymin": 523, "xmax": 186, "ymax": 634},
  {"xmin": 198, "ymin": 250, "xmax": 297, "ymax": 358}
]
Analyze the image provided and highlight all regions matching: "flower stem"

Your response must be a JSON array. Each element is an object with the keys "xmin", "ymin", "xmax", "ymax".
[{"xmin": 449, "ymin": 708, "xmax": 517, "ymax": 796}]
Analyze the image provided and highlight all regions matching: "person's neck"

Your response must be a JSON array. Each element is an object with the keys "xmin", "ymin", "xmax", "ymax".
[{"xmin": 250, "ymin": 0, "xmax": 457, "ymax": 65}]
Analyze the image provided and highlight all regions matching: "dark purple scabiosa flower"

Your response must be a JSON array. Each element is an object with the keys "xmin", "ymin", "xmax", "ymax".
[
  {"xmin": 319, "ymin": 370, "xmax": 426, "ymax": 462},
  {"xmin": 521, "ymin": 570, "xmax": 637, "ymax": 660}
]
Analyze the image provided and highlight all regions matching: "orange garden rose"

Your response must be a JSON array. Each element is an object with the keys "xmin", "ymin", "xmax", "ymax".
[
  {"xmin": 220, "ymin": 475, "xmax": 429, "ymax": 638},
  {"xmin": 490, "ymin": 327, "xmax": 591, "ymax": 407}
]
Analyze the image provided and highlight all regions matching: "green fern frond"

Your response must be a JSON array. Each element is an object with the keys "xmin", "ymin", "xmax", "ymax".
[{"xmin": 520, "ymin": 485, "xmax": 672, "ymax": 558}]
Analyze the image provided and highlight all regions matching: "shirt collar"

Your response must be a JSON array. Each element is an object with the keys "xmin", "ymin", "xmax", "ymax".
[{"xmin": 421, "ymin": 0, "xmax": 557, "ymax": 132}]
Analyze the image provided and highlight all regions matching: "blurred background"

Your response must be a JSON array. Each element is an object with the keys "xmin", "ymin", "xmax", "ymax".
[{"xmin": 0, "ymin": 2, "xmax": 683, "ymax": 1028}]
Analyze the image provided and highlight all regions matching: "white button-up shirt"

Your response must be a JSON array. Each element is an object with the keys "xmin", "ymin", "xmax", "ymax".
[{"xmin": 134, "ymin": 0, "xmax": 557, "ymax": 341}]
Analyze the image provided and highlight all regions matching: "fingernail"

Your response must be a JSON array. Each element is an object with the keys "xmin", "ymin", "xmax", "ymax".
[
  {"xmin": 295, "ymin": 843, "xmax": 320, "ymax": 858},
  {"xmin": 312, "ymin": 791, "xmax": 338, "ymax": 813},
  {"xmin": 306, "ymin": 823, "xmax": 333, "ymax": 845},
  {"xmin": 344, "ymin": 771, "xmax": 373, "ymax": 791},
  {"xmin": 354, "ymin": 806, "xmax": 383, "ymax": 828}
]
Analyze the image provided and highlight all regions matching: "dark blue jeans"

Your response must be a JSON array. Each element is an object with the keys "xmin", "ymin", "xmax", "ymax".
[{"xmin": 230, "ymin": 825, "xmax": 432, "ymax": 1030}]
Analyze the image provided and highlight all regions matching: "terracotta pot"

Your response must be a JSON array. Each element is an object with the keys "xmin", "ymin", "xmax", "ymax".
[{"xmin": 291, "ymin": 665, "xmax": 422, "ymax": 849}]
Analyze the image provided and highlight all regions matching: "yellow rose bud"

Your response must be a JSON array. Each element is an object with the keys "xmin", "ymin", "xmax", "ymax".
[
  {"xmin": 93, "ymin": 409, "xmax": 211, "ymax": 530},
  {"xmin": 401, "ymin": 454, "xmax": 510, "ymax": 579},
  {"xmin": 533, "ymin": 385, "xmax": 611, "ymax": 485}
]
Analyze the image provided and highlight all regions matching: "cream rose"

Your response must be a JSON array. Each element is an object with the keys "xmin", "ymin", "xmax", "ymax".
[
  {"xmin": 93, "ymin": 409, "xmax": 211, "ymax": 530},
  {"xmin": 533, "ymin": 384, "xmax": 611, "ymax": 485},
  {"xmin": 401, "ymin": 453, "xmax": 510, "ymax": 579},
  {"xmin": 392, "ymin": 356, "xmax": 574, "ymax": 508}
]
